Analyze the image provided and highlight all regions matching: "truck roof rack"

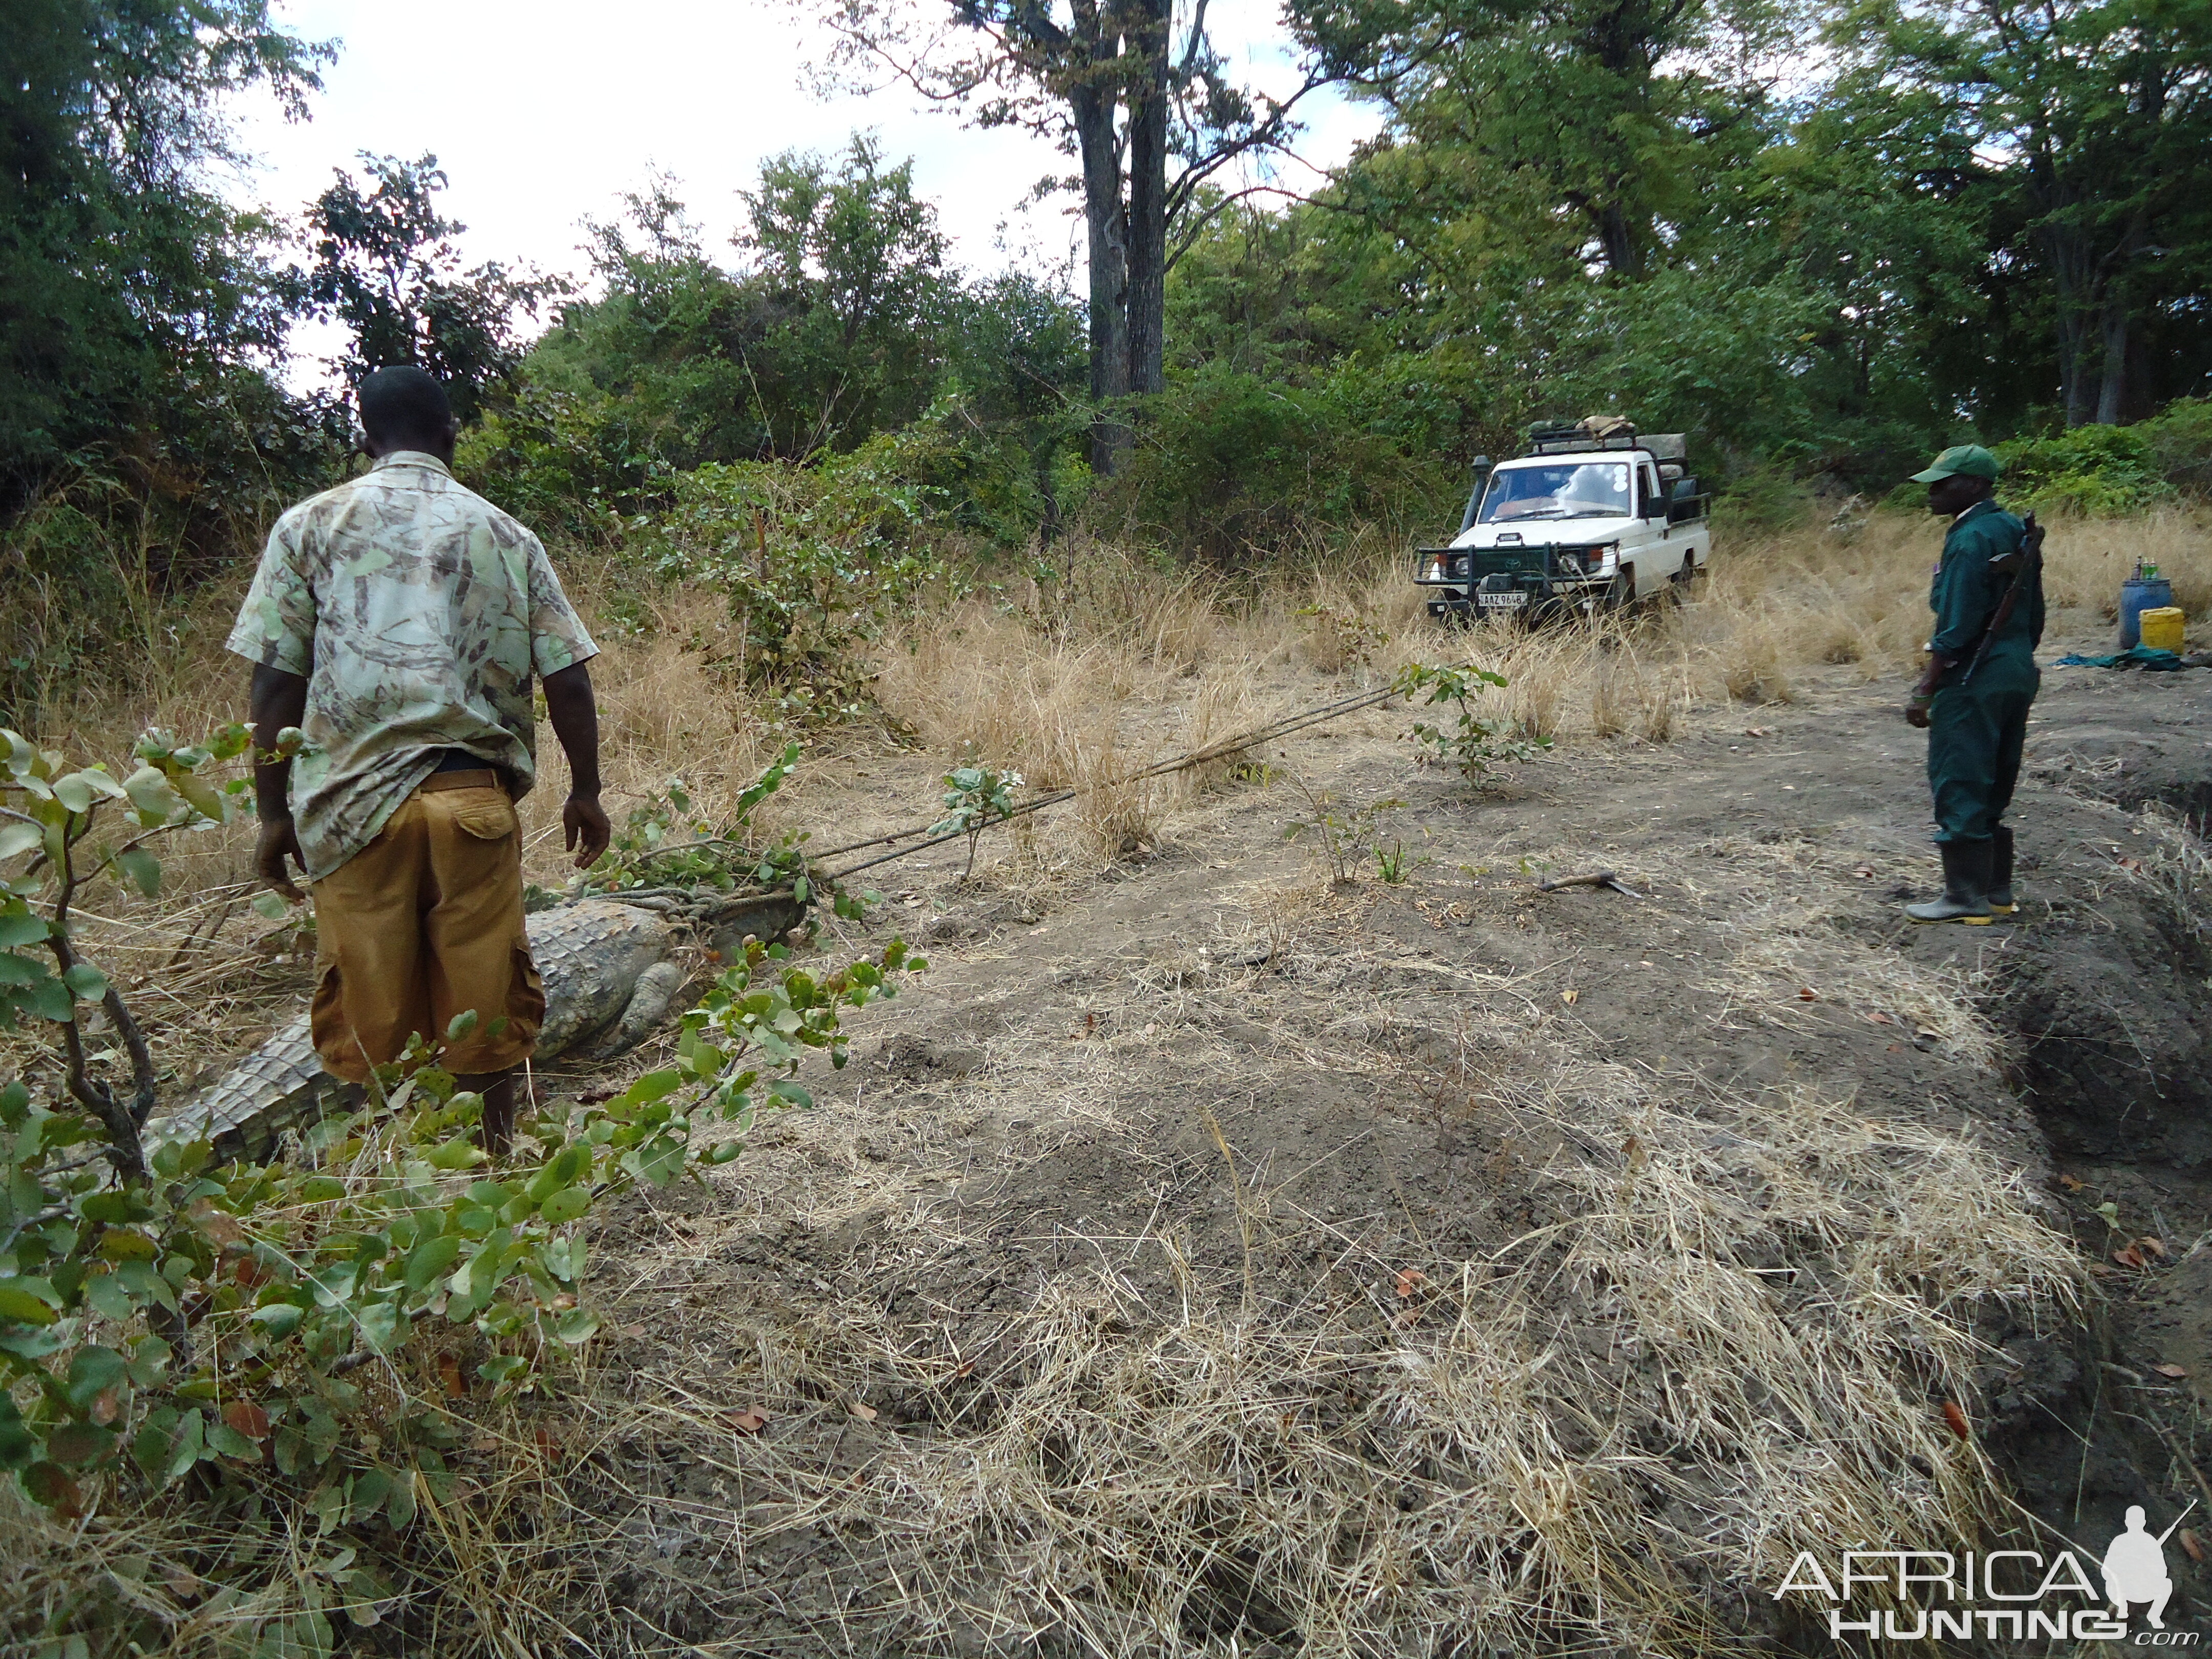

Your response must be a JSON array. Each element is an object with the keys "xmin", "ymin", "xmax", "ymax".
[{"xmin": 1519, "ymin": 418, "xmax": 1685, "ymax": 461}]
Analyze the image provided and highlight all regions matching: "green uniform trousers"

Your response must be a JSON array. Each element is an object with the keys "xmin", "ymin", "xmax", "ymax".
[{"xmin": 1926, "ymin": 649, "xmax": 2037, "ymax": 842}]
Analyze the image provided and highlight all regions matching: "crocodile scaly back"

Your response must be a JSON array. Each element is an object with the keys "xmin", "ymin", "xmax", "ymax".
[{"xmin": 148, "ymin": 900, "xmax": 677, "ymax": 1158}]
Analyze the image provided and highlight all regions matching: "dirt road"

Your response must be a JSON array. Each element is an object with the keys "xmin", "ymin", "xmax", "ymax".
[{"xmin": 554, "ymin": 627, "xmax": 2212, "ymax": 1654}]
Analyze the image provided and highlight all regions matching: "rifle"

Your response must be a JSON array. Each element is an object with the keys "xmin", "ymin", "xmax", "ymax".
[
  {"xmin": 2157, "ymin": 1498, "xmax": 2199, "ymax": 1547},
  {"xmin": 1961, "ymin": 509, "xmax": 2044, "ymax": 686}
]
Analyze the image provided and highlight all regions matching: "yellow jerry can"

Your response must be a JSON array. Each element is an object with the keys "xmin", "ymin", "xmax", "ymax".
[{"xmin": 2138, "ymin": 606, "xmax": 2185, "ymax": 653}]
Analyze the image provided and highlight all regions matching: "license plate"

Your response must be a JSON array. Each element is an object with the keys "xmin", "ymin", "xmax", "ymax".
[{"xmin": 1478, "ymin": 589, "xmax": 1528, "ymax": 609}]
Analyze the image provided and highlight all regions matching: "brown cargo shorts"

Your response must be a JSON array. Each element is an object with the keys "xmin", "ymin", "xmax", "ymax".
[{"xmin": 309, "ymin": 771, "xmax": 545, "ymax": 1083}]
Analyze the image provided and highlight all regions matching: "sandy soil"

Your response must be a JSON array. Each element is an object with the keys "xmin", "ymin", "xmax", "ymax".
[{"xmin": 431, "ymin": 608, "xmax": 2206, "ymax": 1655}]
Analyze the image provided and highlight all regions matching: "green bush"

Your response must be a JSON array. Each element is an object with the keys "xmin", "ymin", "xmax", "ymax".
[
  {"xmin": 1111, "ymin": 365, "xmax": 1439, "ymax": 560},
  {"xmin": 1394, "ymin": 662, "xmax": 1534, "ymax": 777},
  {"xmin": 641, "ymin": 431, "xmax": 951, "ymax": 708},
  {"xmin": 457, "ymin": 385, "xmax": 675, "ymax": 546},
  {"xmin": 1996, "ymin": 423, "xmax": 2175, "ymax": 516},
  {"xmin": 2141, "ymin": 397, "xmax": 2212, "ymax": 497},
  {"xmin": 1711, "ymin": 462, "xmax": 1818, "ymax": 531},
  {"xmin": 1, "ymin": 721, "xmax": 920, "ymax": 1648}
]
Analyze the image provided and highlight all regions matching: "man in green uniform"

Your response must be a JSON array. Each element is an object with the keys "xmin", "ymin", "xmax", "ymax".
[{"xmin": 1902, "ymin": 444, "xmax": 2044, "ymax": 923}]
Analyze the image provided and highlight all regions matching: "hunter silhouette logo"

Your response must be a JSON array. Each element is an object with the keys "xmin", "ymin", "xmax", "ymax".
[{"xmin": 2105, "ymin": 1502, "xmax": 2191, "ymax": 1631}]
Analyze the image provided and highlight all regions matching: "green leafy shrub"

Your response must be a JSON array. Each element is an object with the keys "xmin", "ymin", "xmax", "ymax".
[
  {"xmin": 1112, "ymin": 366, "xmax": 1438, "ymax": 560},
  {"xmin": 1282, "ymin": 775, "xmax": 1404, "ymax": 886},
  {"xmin": 1997, "ymin": 423, "xmax": 2175, "ymax": 516},
  {"xmin": 931, "ymin": 765, "xmax": 1024, "ymax": 880},
  {"xmin": 1, "ymin": 721, "xmax": 920, "ymax": 1647},
  {"xmin": 2140, "ymin": 397, "xmax": 2212, "ymax": 498},
  {"xmin": 643, "ymin": 434, "xmax": 949, "ymax": 707},
  {"xmin": 457, "ymin": 385, "xmax": 674, "ymax": 546},
  {"xmin": 1711, "ymin": 462, "xmax": 1818, "ymax": 532},
  {"xmin": 1394, "ymin": 662, "xmax": 1539, "ymax": 777}
]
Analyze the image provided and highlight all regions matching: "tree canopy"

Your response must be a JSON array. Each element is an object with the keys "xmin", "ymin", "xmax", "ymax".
[
  {"xmin": 0, "ymin": 0, "xmax": 330, "ymax": 508},
  {"xmin": 1, "ymin": 0, "xmax": 2207, "ymax": 606}
]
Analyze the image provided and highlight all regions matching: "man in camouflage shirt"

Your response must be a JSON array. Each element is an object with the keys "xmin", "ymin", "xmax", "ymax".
[{"xmin": 230, "ymin": 366, "xmax": 610, "ymax": 1150}]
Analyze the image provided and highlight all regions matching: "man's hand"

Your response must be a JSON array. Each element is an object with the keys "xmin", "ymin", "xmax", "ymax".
[
  {"xmin": 1905, "ymin": 654, "xmax": 1949, "ymax": 728},
  {"xmin": 565, "ymin": 793, "xmax": 610, "ymax": 868},
  {"xmin": 542, "ymin": 663, "xmax": 605, "ymax": 869},
  {"xmin": 256, "ymin": 816, "xmax": 307, "ymax": 900}
]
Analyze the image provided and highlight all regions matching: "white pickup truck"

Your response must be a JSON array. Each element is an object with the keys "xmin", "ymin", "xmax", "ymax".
[{"xmin": 1413, "ymin": 422, "xmax": 1711, "ymax": 620}]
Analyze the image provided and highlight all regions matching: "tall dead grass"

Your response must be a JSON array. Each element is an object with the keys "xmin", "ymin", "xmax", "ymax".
[
  {"xmin": 31, "ymin": 502, "xmax": 2210, "ymax": 891},
  {"xmin": 545, "ymin": 1049, "xmax": 2079, "ymax": 1655},
  {"xmin": 5, "ymin": 501, "xmax": 2165, "ymax": 1655},
  {"xmin": 13, "ymin": 499, "xmax": 2206, "ymax": 1071}
]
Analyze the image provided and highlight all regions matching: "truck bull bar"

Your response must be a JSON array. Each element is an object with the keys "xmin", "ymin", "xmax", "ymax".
[{"xmin": 1411, "ymin": 543, "xmax": 1618, "ymax": 610}]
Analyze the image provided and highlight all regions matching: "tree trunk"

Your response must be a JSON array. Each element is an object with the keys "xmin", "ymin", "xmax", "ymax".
[
  {"xmin": 2056, "ymin": 308, "xmax": 2091, "ymax": 429},
  {"xmin": 1034, "ymin": 438, "xmax": 1061, "ymax": 545},
  {"xmin": 1124, "ymin": 0, "xmax": 1171, "ymax": 398},
  {"xmin": 2095, "ymin": 299, "xmax": 2128, "ymax": 426},
  {"xmin": 2028, "ymin": 146, "xmax": 2099, "ymax": 428},
  {"xmin": 1596, "ymin": 201, "xmax": 1641, "ymax": 280},
  {"xmin": 1072, "ymin": 80, "xmax": 1132, "ymax": 474}
]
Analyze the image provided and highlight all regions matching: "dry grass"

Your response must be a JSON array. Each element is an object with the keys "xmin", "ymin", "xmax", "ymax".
[
  {"xmin": 2039, "ymin": 506, "xmax": 2212, "ymax": 620},
  {"xmin": 24, "ymin": 500, "xmax": 2210, "ymax": 912},
  {"xmin": 523, "ymin": 986, "xmax": 2079, "ymax": 1655},
  {"xmin": 4, "ymin": 501, "xmax": 2190, "ymax": 1654},
  {"xmin": 1681, "ymin": 830, "xmax": 2009, "ymax": 1069},
  {"xmin": 12, "ymin": 496, "xmax": 2202, "ymax": 1108}
]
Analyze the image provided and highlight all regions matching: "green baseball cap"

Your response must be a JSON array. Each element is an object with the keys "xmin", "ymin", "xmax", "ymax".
[{"xmin": 1910, "ymin": 444, "xmax": 2002, "ymax": 483}]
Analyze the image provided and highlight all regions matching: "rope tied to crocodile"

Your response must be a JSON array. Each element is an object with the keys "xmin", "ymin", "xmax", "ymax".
[
  {"xmin": 822, "ymin": 683, "xmax": 1401, "ymax": 881},
  {"xmin": 544, "ymin": 682, "xmax": 1409, "ymax": 938}
]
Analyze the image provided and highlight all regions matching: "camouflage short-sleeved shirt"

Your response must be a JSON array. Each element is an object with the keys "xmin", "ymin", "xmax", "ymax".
[{"xmin": 226, "ymin": 452, "xmax": 599, "ymax": 880}]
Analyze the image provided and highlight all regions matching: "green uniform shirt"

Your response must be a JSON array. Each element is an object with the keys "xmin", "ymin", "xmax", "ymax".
[
  {"xmin": 225, "ymin": 452, "xmax": 599, "ymax": 881},
  {"xmin": 1928, "ymin": 498, "xmax": 2040, "ymax": 675}
]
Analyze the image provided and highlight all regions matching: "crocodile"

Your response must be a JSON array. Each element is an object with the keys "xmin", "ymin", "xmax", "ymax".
[{"xmin": 150, "ymin": 890, "xmax": 804, "ymax": 1159}]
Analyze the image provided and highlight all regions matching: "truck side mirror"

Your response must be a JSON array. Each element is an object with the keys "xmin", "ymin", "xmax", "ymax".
[{"xmin": 1458, "ymin": 456, "xmax": 1493, "ymax": 534}]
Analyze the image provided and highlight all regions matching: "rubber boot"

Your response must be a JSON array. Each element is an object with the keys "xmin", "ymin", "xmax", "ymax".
[
  {"xmin": 1988, "ymin": 825, "xmax": 2016, "ymax": 914},
  {"xmin": 1906, "ymin": 840, "xmax": 1994, "ymax": 925}
]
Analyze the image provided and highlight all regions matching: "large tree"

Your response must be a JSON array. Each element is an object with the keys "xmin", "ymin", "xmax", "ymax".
[
  {"xmin": 804, "ymin": 0, "xmax": 1329, "ymax": 469},
  {"xmin": 305, "ymin": 153, "xmax": 554, "ymax": 422},
  {"xmin": 0, "ymin": 0, "xmax": 328, "ymax": 504},
  {"xmin": 1289, "ymin": 0, "xmax": 1792, "ymax": 279},
  {"xmin": 1846, "ymin": 0, "xmax": 2212, "ymax": 425},
  {"xmin": 738, "ymin": 136, "xmax": 952, "ymax": 453}
]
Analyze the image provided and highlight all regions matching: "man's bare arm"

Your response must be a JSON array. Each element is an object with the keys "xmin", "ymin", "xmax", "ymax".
[
  {"xmin": 542, "ymin": 662, "xmax": 609, "ymax": 868},
  {"xmin": 249, "ymin": 663, "xmax": 310, "ymax": 898}
]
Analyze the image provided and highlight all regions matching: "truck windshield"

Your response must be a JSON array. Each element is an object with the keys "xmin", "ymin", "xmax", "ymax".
[{"xmin": 1480, "ymin": 462, "xmax": 1631, "ymax": 522}]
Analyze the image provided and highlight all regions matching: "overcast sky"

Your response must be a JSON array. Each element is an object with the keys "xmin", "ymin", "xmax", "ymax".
[{"xmin": 228, "ymin": 0, "xmax": 1385, "ymax": 349}]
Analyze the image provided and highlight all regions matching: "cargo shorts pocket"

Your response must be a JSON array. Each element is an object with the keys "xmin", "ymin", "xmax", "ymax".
[
  {"xmin": 448, "ymin": 792, "xmax": 519, "ymax": 841},
  {"xmin": 507, "ymin": 939, "xmax": 546, "ymax": 1039}
]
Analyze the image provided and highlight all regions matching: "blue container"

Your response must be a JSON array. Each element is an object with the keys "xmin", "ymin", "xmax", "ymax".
[{"xmin": 2120, "ymin": 571, "xmax": 2174, "ymax": 649}]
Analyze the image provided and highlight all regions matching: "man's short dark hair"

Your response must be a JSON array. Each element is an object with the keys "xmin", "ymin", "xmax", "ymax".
[{"xmin": 357, "ymin": 366, "xmax": 454, "ymax": 448}]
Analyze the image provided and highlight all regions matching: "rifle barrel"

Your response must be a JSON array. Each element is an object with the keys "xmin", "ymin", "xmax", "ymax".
[{"xmin": 2156, "ymin": 1497, "xmax": 2198, "ymax": 1545}]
